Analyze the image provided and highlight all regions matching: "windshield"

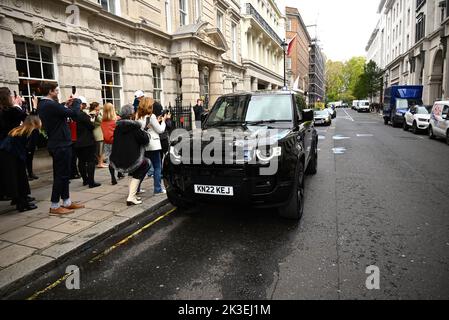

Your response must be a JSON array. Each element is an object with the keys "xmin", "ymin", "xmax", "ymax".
[
  {"xmin": 315, "ymin": 110, "xmax": 329, "ymax": 116},
  {"xmin": 205, "ymin": 95, "xmax": 293, "ymax": 126},
  {"xmin": 396, "ymin": 98, "xmax": 409, "ymax": 110},
  {"xmin": 415, "ymin": 106, "xmax": 429, "ymax": 114}
]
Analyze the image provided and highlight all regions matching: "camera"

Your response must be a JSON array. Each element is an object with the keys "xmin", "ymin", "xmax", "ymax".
[{"xmin": 161, "ymin": 109, "xmax": 170, "ymax": 116}]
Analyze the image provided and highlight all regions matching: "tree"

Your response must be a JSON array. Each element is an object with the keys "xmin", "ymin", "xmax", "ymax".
[
  {"xmin": 353, "ymin": 60, "xmax": 383, "ymax": 100},
  {"xmin": 296, "ymin": 94, "xmax": 307, "ymax": 112},
  {"xmin": 344, "ymin": 57, "xmax": 366, "ymax": 96},
  {"xmin": 325, "ymin": 60, "xmax": 345, "ymax": 102}
]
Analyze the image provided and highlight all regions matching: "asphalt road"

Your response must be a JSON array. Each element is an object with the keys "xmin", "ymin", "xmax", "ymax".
[{"xmin": 15, "ymin": 109, "xmax": 449, "ymax": 300}]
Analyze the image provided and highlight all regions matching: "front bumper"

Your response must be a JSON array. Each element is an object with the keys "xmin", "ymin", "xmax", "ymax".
[
  {"xmin": 416, "ymin": 120, "xmax": 430, "ymax": 130},
  {"xmin": 164, "ymin": 165, "xmax": 294, "ymax": 208}
]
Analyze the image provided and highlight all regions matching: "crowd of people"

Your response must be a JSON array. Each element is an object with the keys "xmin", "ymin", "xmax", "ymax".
[{"xmin": 0, "ymin": 84, "xmax": 179, "ymax": 215}]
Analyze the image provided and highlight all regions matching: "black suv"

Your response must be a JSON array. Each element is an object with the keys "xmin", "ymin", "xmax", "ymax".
[{"xmin": 163, "ymin": 91, "xmax": 319, "ymax": 220}]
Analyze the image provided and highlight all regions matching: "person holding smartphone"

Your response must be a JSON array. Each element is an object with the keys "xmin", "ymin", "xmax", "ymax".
[{"xmin": 37, "ymin": 83, "xmax": 85, "ymax": 215}]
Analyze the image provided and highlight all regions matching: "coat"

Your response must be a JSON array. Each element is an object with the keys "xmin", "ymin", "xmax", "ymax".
[
  {"xmin": 101, "ymin": 118, "xmax": 119, "ymax": 145},
  {"xmin": 136, "ymin": 115, "xmax": 166, "ymax": 152},
  {"xmin": 0, "ymin": 106, "xmax": 27, "ymax": 141},
  {"xmin": 75, "ymin": 111, "xmax": 96, "ymax": 148},
  {"xmin": 37, "ymin": 98, "xmax": 81, "ymax": 150},
  {"xmin": 110, "ymin": 120, "xmax": 149, "ymax": 173}
]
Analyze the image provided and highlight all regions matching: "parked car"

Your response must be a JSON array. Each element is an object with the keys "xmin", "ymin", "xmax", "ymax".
[
  {"xmin": 314, "ymin": 109, "xmax": 332, "ymax": 126},
  {"xmin": 352, "ymin": 100, "xmax": 359, "ymax": 110},
  {"xmin": 403, "ymin": 105, "xmax": 431, "ymax": 134},
  {"xmin": 428, "ymin": 101, "xmax": 449, "ymax": 144},
  {"xmin": 357, "ymin": 100, "xmax": 370, "ymax": 113},
  {"xmin": 164, "ymin": 91, "xmax": 319, "ymax": 220},
  {"xmin": 326, "ymin": 107, "xmax": 337, "ymax": 119}
]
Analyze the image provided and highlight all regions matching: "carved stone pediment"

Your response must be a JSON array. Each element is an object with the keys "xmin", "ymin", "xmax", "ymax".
[
  {"xmin": 173, "ymin": 21, "xmax": 228, "ymax": 53},
  {"xmin": 32, "ymin": 22, "xmax": 46, "ymax": 41}
]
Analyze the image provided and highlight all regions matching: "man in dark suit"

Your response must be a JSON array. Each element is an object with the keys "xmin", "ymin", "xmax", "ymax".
[{"xmin": 37, "ymin": 83, "xmax": 85, "ymax": 215}]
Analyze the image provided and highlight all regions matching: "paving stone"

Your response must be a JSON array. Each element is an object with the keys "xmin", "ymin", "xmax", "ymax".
[
  {"xmin": 51, "ymin": 220, "xmax": 95, "ymax": 234},
  {"xmin": 101, "ymin": 202, "xmax": 129, "ymax": 213},
  {"xmin": 97, "ymin": 193, "xmax": 128, "ymax": 202},
  {"xmin": 0, "ymin": 245, "xmax": 36, "ymax": 268},
  {"xmin": 0, "ymin": 214, "xmax": 41, "ymax": 235},
  {"xmin": 27, "ymin": 217, "xmax": 71, "ymax": 230},
  {"xmin": 19, "ymin": 231, "xmax": 68, "ymax": 249},
  {"xmin": 0, "ymin": 241, "xmax": 11, "ymax": 250},
  {"xmin": 77, "ymin": 210, "xmax": 115, "ymax": 222},
  {"xmin": 83, "ymin": 199, "xmax": 113, "ymax": 210},
  {"xmin": 0, "ymin": 226, "xmax": 44, "ymax": 243},
  {"xmin": 0, "ymin": 255, "xmax": 54, "ymax": 291}
]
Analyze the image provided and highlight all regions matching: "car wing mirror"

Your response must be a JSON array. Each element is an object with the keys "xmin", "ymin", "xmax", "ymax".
[{"xmin": 302, "ymin": 110, "xmax": 314, "ymax": 123}]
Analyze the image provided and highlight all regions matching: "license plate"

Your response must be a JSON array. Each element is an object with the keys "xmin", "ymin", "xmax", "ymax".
[
  {"xmin": 316, "ymin": 120, "xmax": 324, "ymax": 124},
  {"xmin": 194, "ymin": 185, "xmax": 234, "ymax": 196}
]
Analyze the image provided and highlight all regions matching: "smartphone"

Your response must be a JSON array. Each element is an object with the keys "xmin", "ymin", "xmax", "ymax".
[
  {"xmin": 72, "ymin": 86, "xmax": 77, "ymax": 95},
  {"xmin": 14, "ymin": 91, "xmax": 17, "ymax": 98}
]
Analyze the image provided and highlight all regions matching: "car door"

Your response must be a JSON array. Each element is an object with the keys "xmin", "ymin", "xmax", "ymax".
[
  {"xmin": 441, "ymin": 105, "xmax": 449, "ymax": 136},
  {"xmin": 405, "ymin": 107, "xmax": 413, "ymax": 125},
  {"xmin": 295, "ymin": 95, "xmax": 312, "ymax": 163}
]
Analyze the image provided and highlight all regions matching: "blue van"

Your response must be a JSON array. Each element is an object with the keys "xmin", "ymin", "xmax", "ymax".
[{"xmin": 383, "ymin": 86, "xmax": 423, "ymax": 127}]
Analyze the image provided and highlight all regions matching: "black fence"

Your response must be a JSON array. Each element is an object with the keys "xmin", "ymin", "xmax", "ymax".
[{"xmin": 167, "ymin": 98, "xmax": 193, "ymax": 131}]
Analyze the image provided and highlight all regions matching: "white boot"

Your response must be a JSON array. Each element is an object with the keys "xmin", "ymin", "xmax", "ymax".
[{"xmin": 127, "ymin": 179, "xmax": 143, "ymax": 206}]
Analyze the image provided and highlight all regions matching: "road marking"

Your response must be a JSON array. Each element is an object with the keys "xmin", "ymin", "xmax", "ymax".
[
  {"xmin": 333, "ymin": 135, "xmax": 350, "ymax": 140},
  {"xmin": 332, "ymin": 147, "xmax": 346, "ymax": 154},
  {"xmin": 357, "ymin": 134, "xmax": 374, "ymax": 137},
  {"xmin": 27, "ymin": 207, "xmax": 177, "ymax": 300},
  {"xmin": 343, "ymin": 109, "xmax": 355, "ymax": 122}
]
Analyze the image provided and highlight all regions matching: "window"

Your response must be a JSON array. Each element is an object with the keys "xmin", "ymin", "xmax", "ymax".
[
  {"xmin": 416, "ymin": 0, "xmax": 426, "ymax": 11},
  {"xmin": 287, "ymin": 19, "xmax": 292, "ymax": 31},
  {"xmin": 217, "ymin": 11, "xmax": 223, "ymax": 30},
  {"xmin": 152, "ymin": 66, "xmax": 162, "ymax": 102},
  {"xmin": 195, "ymin": 0, "xmax": 201, "ymax": 21},
  {"xmin": 415, "ymin": 13, "xmax": 425, "ymax": 43},
  {"xmin": 99, "ymin": 57, "xmax": 121, "ymax": 107},
  {"xmin": 99, "ymin": 0, "xmax": 119, "ymax": 15},
  {"xmin": 286, "ymin": 57, "xmax": 292, "ymax": 70},
  {"xmin": 179, "ymin": 0, "xmax": 188, "ymax": 26},
  {"xmin": 14, "ymin": 40, "xmax": 57, "ymax": 105},
  {"xmin": 165, "ymin": 0, "xmax": 172, "ymax": 33},
  {"xmin": 231, "ymin": 23, "xmax": 237, "ymax": 62}
]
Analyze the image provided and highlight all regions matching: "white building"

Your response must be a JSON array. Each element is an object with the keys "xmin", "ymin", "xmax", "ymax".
[{"xmin": 367, "ymin": 0, "xmax": 449, "ymax": 105}]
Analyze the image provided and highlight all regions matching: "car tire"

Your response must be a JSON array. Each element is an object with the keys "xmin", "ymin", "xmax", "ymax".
[
  {"xmin": 446, "ymin": 130, "xmax": 449, "ymax": 145},
  {"xmin": 279, "ymin": 162, "xmax": 305, "ymax": 221},
  {"xmin": 412, "ymin": 122, "xmax": 418, "ymax": 134},
  {"xmin": 306, "ymin": 143, "xmax": 318, "ymax": 175},
  {"xmin": 403, "ymin": 121, "xmax": 409, "ymax": 131},
  {"xmin": 391, "ymin": 119, "xmax": 397, "ymax": 128},
  {"xmin": 384, "ymin": 118, "xmax": 389, "ymax": 125},
  {"xmin": 167, "ymin": 190, "xmax": 194, "ymax": 211},
  {"xmin": 429, "ymin": 126, "xmax": 435, "ymax": 140}
]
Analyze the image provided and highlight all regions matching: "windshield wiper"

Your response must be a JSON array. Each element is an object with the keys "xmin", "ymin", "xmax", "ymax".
[
  {"xmin": 205, "ymin": 121, "xmax": 244, "ymax": 128},
  {"xmin": 244, "ymin": 120, "xmax": 290, "ymax": 126}
]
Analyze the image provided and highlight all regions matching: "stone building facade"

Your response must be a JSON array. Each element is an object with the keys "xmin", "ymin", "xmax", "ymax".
[
  {"xmin": 366, "ymin": 0, "xmax": 449, "ymax": 105},
  {"xmin": 285, "ymin": 6, "xmax": 311, "ymax": 95},
  {"xmin": 0, "ymin": 0, "xmax": 286, "ymax": 110}
]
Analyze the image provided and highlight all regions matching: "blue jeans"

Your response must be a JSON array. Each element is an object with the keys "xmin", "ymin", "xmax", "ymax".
[{"xmin": 147, "ymin": 151, "xmax": 163, "ymax": 193}]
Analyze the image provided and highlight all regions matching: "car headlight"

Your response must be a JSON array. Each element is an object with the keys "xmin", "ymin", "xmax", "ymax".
[
  {"xmin": 396, "ymin": 112, "xmax": 403, "ymax": 116},
  {"xmin": 256, "ymin": 146, "xmax": 282, "ymax": 163}
]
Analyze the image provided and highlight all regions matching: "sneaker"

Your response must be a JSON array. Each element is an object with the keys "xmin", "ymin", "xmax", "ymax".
[
  {"xmin": 154, "ymin": 189, "xmax": 167, "ymax": 195},
  {"xmin": 50, "ymin": 207, "xmax": 75, "ymax": 215},
  {"xmin": 137, "ymin": 189, "xmax": 146, "ymax": 195}
]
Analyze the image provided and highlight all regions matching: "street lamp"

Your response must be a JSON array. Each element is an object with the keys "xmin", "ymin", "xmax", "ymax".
[{"xmin": 281, "ymin": 39, "xmax": 288, "ymax": 90}]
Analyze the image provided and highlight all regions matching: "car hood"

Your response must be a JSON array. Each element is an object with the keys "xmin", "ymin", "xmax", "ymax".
[{"xmin": 415, "ymin": 114, "xmax": 431, "ymax": 119}]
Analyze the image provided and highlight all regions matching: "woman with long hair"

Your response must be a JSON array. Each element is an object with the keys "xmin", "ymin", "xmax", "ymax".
[
  {"xmin": 0, "ymin": 87, "xmax": 27, "ymax": 202},
  {"xmin": 0, "ymin": 115, "xmax": 41, "ymax": 212},
  {"xmin": 90, "ymin": 102, "xmax": 107, "ymax": 168},
  {"xmin": 101, "ymin": 102, "xmax": 123, "ymax": 185},
  {"xmin": 135, "ymin": 97, "xmax": 168, "ymax": 195}
]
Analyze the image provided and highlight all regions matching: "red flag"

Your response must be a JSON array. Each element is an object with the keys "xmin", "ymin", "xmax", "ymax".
[{"xmin": 287, "ymin": 34, "xmax": 297, "ymax": 56}]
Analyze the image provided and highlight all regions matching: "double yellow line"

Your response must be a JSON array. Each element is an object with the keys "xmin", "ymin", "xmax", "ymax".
[{"xmin": 27, "ymin": 208, "xmax": 177, "ymax": 300}]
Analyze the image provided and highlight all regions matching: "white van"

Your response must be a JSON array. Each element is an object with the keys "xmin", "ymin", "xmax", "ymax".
[
  {"xmin": 429, "ymin": 101, "xmax": 449, "ymax": 144},
  {"xmin": 357, "ymin": 100, "xmax": 370, "ymax": 113},
  {"xmin": 352, "ymin": 100, "xmax": 359, "ymax": 110}
]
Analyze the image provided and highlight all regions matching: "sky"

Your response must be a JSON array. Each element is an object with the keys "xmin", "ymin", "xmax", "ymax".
[{"xmin": 279, "ymin": 0, "xmax": 380, "ymax": 62}]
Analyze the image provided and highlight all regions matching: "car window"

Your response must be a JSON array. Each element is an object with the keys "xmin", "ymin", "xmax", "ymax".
[
  {"xmin": 416, "ymin": 107, "xmax": 429, "ymax": 115},
  {"xmin": 443, "ymin": 106, "xmax": 449, "ymax": 117},
  {"xmin": 208, "ymin": 97, "xmax": 243, "ymax": 123}
]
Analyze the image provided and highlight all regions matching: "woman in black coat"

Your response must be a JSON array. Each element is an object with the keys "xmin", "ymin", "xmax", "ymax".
[
  {"xmin": 0, "ymin": 87, "xmax": 27, "ymax": 202},
  {"xmin": 76, "ymin": 102, "xmax": 101, "ymax": 189},
  {"xmin": 110, "ymin": 105, "xmax": 150, "ymax": 206},
  {"xmin": 0, "ymin": 115, "xmax": 41, "ymax": 212}
]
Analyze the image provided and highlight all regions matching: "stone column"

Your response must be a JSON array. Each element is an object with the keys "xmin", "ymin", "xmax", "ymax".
[
  {"xmin": 0, "ymin": 23, "xmax": 19, "ymax": 89},
  {"xmin": 181, "ymin": 57, "xmax": 200, "ymax": 106},
  {"xmin": 251, "ymin": 77, "xmax": 258, "ymax": 92},
  {"xmin": 244, "ymin": 74, "xmax": 252, "ymax": 92},
  {"xmin": 209, "ymin": 64, "xmax": 224, "ymax": 106}
]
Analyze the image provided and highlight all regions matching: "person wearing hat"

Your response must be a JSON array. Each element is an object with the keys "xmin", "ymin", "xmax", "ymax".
[
  {"xmin": 133, "ymin": 90, "xmax": 145, "ymax": 113},
  {"xmin": 110, "ymin": 104, "xmax": 150, "ymax": 206}
]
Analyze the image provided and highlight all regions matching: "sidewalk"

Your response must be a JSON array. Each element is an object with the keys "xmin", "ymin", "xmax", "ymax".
[{"xmin": 0, "ymin": 152, "xmax": 169, "ymax": 297}]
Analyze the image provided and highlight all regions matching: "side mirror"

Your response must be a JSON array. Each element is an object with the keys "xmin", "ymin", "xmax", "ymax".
[{"xmin": 302, "ymin": 110, "xmax": 314, "ymax": 122}]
